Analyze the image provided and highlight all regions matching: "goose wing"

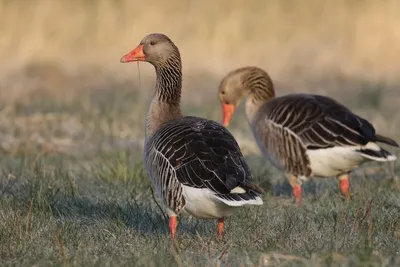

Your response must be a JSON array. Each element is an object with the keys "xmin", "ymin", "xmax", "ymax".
[
  {"xmin": 254, "ymin": 94, "xmax": 378, "ymax": 176},
  {"xmin": 267, "ymin": 94, "xmax": 376, "ymax": 149},
  {"xmin": 265, "ymin": 94, "xmax": 375, "ymax": 149},
  {"xmin": 145, "ymin": 116, "xmax": 262, "ymax": 213}
]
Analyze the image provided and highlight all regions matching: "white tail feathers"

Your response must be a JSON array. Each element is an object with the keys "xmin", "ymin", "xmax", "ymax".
[
  {"xmin": 230, "ymin": 186, "xmax": 246, "ymax": 193},
  {"xmin": 356, "ymin": 142, "xmax": 397, "ymax": 162},
  {"xmin": 215, "ymin": 194, "xmax": 263, "ymax": 207}
]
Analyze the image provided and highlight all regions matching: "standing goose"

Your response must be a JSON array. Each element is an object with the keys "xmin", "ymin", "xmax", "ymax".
[
  {"xmin": 120, "ymin": 34, "xmax": 263, "ymax": 240},
  {"xmin": 218, "ymin": 66, "xmax": 398, "ymax": 204}
]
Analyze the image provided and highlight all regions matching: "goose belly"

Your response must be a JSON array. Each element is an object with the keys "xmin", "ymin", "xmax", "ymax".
[
  {"xmin": 307, "ymin": 147, "xmax": 365, "ymax": 177},
  {"xmin": 182, "ymin": 186, "xmax": 237, "ymax": 219}
]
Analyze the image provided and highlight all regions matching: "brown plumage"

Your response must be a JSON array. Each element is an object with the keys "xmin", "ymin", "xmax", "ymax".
[
  {"xmin": 120, "ymin": 34, "xmax": 263, "ymax": 240},
  {"xmin": 218, "ymin": 66, "xmax": 398, "ymax": 204}
]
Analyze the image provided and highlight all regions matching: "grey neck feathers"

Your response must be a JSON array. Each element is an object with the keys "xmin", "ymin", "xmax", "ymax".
[
  {"xmin": 242, "ymin": 68, "xmax": 275, "ymax": 105},
  {"xmin": 240, "ymin": 68, "xmax": 275, "ymax": 123},
  {"xmin": 154, "ymin": 53, "xmax": 182, "ymax": 105},
  {"xmin": 146, "ymin": 53, "xmax": 183, "ymax": 138}
]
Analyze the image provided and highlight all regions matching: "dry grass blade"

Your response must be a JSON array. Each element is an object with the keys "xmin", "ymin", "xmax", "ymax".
[
  {"xmin": 53, "ymin": 229, "xmax": 67, "ymax": 264},
  {"xmin": 215, "ymin": 241, "xmax": 232, "ymax": 263},
  {"xmin": 14, "ymin": 211, "xmax": 22, "ymax": 241},
  {"xmin": 171, "ymin": 241, "xmax": 183, "ymax": 267},
  {"xmin": 259, "ymin": 252, "xmax": 309, "ymax": 266},
  {"xmin": 137, "ymin": 61, "xmax": 141, "ymax": 91},
  {"xmin": 150, "ymin": 185, "xmax": 168, "ymax": 221},
  {"xmin": 25, "ymin": 198, "xmax": 34, "ymax": 236}
]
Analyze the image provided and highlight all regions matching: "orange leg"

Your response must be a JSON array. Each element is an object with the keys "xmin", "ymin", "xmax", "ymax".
[
  {"xmin": 217, "ymin": 218, "xmax": 224, "ymax": 240},
  {"xmin": 293, "ymin": 185, "xmax": 302, "ymax": 205},
  {"xmin": 169, "ymin": 216, "xmax": 178, "ymax": 240},
  {"xmin": 339, "ymin": 174, "xmax": 350, "ymax": 200},
  {"xmin": 287, "ymin": 174, "xmax": 302, "ymax": 205}
]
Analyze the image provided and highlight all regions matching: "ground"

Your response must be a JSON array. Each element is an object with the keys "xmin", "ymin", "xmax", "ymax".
[{"xmin": 0, "ymin": 70, "xmax": 399, "ymax": 267}]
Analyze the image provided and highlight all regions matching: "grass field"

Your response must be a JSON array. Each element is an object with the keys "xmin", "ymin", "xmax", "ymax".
[
  {"xmin": 0, "ymin": 81, "xmax": 399, "ymax": 267},
  {"xmin": 1, "ymin": 0, "xmax": 400, "ymax": 266}
]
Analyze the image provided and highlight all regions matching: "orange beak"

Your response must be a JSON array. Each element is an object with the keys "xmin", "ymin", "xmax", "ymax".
[
  {"xmin": 120, "ymin": 44, "xmax": 145, "ymax": 63},
  {"xmin": 222, "ymin": 103, "xmax": 236, "ymax": 127}
]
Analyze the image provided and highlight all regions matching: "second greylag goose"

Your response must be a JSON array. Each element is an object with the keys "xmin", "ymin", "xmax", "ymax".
[
  {"xmin": 218, "ymin": 66, "xmax": 398, "ymax": 204},
  {"xmin": 120, "ymin": 34, "xmax": 263, "ymax": 240}
]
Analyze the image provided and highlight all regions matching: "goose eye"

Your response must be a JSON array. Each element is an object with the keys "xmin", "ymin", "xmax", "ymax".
[
  {"xmin": 150, "ymin": 41, "xmax": 156, "ymax": 46},
  {"xmin": 221, "ymin": 91, "xmax": 225, "ymax": 95}
]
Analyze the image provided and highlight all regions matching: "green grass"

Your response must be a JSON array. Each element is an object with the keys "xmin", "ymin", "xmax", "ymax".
[{"xmin": 0, "ymin": 84, "xmax": 400, "ymax": 266}]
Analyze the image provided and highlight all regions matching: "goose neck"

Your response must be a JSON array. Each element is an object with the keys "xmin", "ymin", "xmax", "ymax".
[
  {"xmin": 145, "ymin": 58, "xmax": 183, "ymax": 138},
  {"xmin": 154, "ymin": 57, "xmax": 182, "ymax": 105},
  {"xmin": 243, "ymin": 75, "xmax": 275, "ymax": 123}
]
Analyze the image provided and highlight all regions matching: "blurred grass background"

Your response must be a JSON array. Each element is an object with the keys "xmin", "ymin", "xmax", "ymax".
[
  {"xmin": 0, "ymin": 0, "xmax": 400, "ymax": 266},
  {"xmin": 1, "ymin": 0, "xmax": 400, "ymax": 79},
  {"xmin": 0, "ymin": 0, "xmax": 399, "ymax": 153}
]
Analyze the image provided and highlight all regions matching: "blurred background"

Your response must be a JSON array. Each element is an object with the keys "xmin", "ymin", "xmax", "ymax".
[{"xmin": 0, "ymin": 0, "xmax": 399, "ymax": 155}]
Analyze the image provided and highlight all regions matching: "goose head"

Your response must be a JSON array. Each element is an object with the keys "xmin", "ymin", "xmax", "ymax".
[
  {"xmin": 120, "ymin": 33, "xmax": 180, "ymax": 67},
  {"xmin": 218, "ymin": 67, "xmax": 275, "ymax": 127},
  {"xmin": 218, "ymin": 69, "xmax": 247, "ymax": 127}
]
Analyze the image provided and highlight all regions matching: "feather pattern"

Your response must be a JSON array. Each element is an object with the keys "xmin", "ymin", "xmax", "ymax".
[
  {"xmin": 253, "ymin": 118, "xmax": 312, "ymax": 176},
  {"xmin": 145, "ymin": 116, "xmax": 262, "ymax": 215},
  {"xmin": 253, "ymin": 93, "xmax": 397, "ymax": 176},
  {"xmin": 259, "ymin": 94, "xmax": 375, "ymax": 148}
]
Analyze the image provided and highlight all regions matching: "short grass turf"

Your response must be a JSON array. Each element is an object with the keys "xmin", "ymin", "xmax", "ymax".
[{"xmin": 0, "ymin": 87, "xmax": 400, "ymax": 267}]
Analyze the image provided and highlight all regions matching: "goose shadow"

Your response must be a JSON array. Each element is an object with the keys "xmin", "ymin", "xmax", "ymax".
[
  {"xmin": 0, "ymin": 174, "xmax": 260, "ymax": 239},
  {"xmin": 49, "ymin": 194, "xmax": 219, "ymax": 238}
]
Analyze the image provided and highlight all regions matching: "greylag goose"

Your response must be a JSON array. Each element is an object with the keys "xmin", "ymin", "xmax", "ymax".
[
  {"xmin": 120, "ymin": 34, "xmax": 263, "ymax": 240},
  {"xmin": 218, "ymin": 66, "xmax": 398, "ymax": 204}
]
